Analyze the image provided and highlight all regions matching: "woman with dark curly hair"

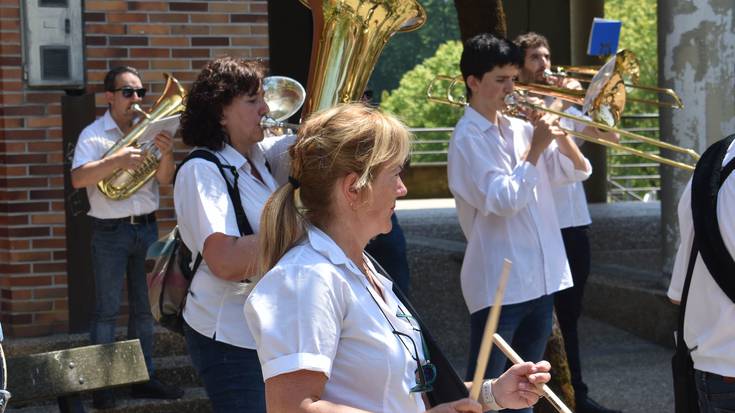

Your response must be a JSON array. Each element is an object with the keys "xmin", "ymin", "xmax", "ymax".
[{"xmin": 174, "ymin": 56, "xmax": 293, "ymax": 412}]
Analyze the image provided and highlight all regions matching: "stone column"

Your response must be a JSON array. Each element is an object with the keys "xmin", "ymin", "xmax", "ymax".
[
  {"xmin": 570, "ymin": 0, "xmax": 607, "ymax": 203},
  {"xmin": 658, "ymin": 0, "xmax": 735, "ymax": 278}
]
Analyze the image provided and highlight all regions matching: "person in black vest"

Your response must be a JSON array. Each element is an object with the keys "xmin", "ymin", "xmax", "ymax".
[{"xmin": 668, "ymin": 135, "xmax": 735, "ymax": 413}]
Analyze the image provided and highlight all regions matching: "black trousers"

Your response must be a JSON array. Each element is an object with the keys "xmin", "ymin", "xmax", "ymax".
[{"xmin": 554, "ymin": 225, "xmax": 591, "ymax": 400}]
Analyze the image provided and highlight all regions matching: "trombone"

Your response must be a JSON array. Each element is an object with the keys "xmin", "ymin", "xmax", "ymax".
[
  {"xmin": 545, "ymin": 50, "xmax": 684, "ymax": 110},
  {"xmin": 425, "ymin": 75, "xmax": 699, "ymax": 171}
]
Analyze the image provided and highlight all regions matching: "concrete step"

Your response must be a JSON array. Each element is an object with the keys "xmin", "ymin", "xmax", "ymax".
[{"xmin": 6, "ymin": 386, "xmax": 211, "ymax": 413}]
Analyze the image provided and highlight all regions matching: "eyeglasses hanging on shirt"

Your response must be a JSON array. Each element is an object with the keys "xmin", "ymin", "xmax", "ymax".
[{"xmin": 363, "ymin": 276, "xmax": 437, "ymax": 393}]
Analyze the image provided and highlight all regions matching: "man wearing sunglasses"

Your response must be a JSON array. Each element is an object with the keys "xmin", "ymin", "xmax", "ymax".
[{"xmin": 71, "ymin": 66, "xmax": 182, "ymax": 409}]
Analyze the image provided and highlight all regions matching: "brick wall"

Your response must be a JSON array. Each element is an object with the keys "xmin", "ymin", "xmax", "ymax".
[{"xmin": 0, "ymin": 0, "xmax": 269, "ymax": 337}]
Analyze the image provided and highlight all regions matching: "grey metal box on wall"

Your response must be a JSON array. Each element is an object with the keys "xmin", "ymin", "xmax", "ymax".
[{"xmin": 21, "ymin": 0, "xmax": 84, "ymax": 89}]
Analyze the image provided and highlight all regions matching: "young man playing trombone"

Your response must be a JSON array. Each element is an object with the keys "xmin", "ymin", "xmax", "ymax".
[
  {"xmin": 447, "ymin": 33, "xmax": 591, "ymax": 413},
  {"xmin": 515, "ymin": 32, "xmax": 621, "ymax": 413}
]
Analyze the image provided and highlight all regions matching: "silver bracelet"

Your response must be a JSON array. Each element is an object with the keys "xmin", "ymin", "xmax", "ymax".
[{"xmin": 481, "ymin": 379, "xmax": 503, "ymax": 411}]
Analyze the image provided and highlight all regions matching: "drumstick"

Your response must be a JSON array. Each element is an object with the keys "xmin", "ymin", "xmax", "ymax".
[
  {"xmin": 492, "ymin": 333, "xmax": 573, "ymax": 413},
  {"xmin": 469, "ymin": 259, "xmax": 512, "ymax": 401}
]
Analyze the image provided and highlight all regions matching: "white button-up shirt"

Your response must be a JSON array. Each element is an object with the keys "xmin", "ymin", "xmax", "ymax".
[
  {"xmin": 72, "ymin": 110, "xmax": 159, "ymax": 218},
  {"xmin": 552, "ymin": 106, "xmax": 593, "ymax": 228},
  {"xmin": 667, "ymin": 138, "xmax": 735, "ymax": 377},
  {"xmin": 174, "ymin": 135, "xmax": 293, "ymax": 348},
  {"xmin": 448, "ymin": 107, "xmax": 590, "ymax": 313},
  {"xmin": 245, "ymin": 226, "xmax": 428, "ymax": 413}
]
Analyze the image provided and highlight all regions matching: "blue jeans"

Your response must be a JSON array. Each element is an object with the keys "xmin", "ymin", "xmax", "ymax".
[
  {"xmin": 184, "ymin": 322, "xmax": 265, "ymax": 413},
  {"xmin": 90, "ymin": 217, "xmax": 158, "ymax": 374},
  {"xmin": 466, "ymin": 295, "xmax": 554, "ymax": 413},
  {"xmin": 695, "ymin": 369, "xmax": 735, "ymax": 413}
]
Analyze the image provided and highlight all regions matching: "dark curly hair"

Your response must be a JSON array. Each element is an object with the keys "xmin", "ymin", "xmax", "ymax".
[
  {"xmin": 514, "ymin": 32, "xmax": 551, "ymax": 61},
  {"xmin": 180, "ymin": 57, "xmax": 266, "ymax": 150}
]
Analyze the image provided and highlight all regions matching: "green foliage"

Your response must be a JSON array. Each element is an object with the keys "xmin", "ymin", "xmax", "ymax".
[
  {"xmin": 380, "ymin": 40, "xmax": 464, "ymax": 128},
  {"xmin": 605, "ymin": 0, "xmax": 658, "ymax": 115},
  {"xmin": 368, "ymin": 0, "xmax": 460, "ymax": 102}
]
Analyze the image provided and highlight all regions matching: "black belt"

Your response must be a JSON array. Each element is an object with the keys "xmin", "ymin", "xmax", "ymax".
[{"xmin": 99, "ymin": 212, "xmax": 156, "ymax": 225}]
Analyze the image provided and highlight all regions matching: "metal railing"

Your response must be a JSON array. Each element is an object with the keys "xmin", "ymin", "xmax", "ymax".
[{"xmin": 409, "ymin": 113, "xmax": 664, "ymax": 203}]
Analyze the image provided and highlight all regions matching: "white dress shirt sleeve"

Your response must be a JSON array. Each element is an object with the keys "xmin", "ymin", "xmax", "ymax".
[
  {"xmin": 542, "ymin": 140, "xmax": 592, "ymax": 187},
  {"xmin": 174, "ymin": 160, "xmax": 241, "ymax": 253},
  {"xmin": 245, "ymin": 262, "xmax": 348, "ymax": 381},
  {"xmin": 448, "ymin": 128, "xmax": 541, "ymax": 217},
  {"xmin": 667, "ymin": 179, "xmax": 694, "ymax": 302},
  {"xmin": 72, "ymin": 127, "xmax": 103, "ymax": 170},
  {"xmin": 260, "ymin": 134, "xmax": 296, "ymax": 186}
]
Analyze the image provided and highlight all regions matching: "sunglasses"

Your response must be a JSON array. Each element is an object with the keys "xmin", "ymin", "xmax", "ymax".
[{"xmin": 112, "ymin": 87, "xmax": 147, "ymax": 98}]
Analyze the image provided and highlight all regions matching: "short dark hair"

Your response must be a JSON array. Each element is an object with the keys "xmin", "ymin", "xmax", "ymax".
[
  {"xmin": 459, "ymin": 33, "xmax": 522, "ymax": 98},
  {"xmin": 180, "ymin": 57, "xmax": 267, "ymax": 150},
  {"xmin": 514, "ymin": 32, "xmax": 551, "ymax": 61},
  {"xmin": 104, "ymin": 66, "xmax": 141, "ymax": 92}
]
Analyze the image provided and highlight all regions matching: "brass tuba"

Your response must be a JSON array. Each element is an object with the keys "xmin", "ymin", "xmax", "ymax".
[
  {"xmin": 97, "ymin": 73, "xmax": 186, "ymax": 200},
  {"xmin": 298, "ymin": 0, "xmax": 427, "ymax": 118}
]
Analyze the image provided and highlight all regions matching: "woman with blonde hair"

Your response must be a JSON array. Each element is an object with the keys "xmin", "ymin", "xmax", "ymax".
[{"xmin": 245, "ymin": 103, "xmax": 551, "ymax": 412}]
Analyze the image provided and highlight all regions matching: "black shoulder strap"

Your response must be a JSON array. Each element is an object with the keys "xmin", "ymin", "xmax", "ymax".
[
  {"xmin": 365, "ymin": 253, "xmax": 469, "ymax": 406},
  {"xmin": 691, "ymin": 134, "xmax": 735, "ymax": 303},
  {"xmin": 175, "ymin": 149, "xmax": 255, "ymax": 274}
]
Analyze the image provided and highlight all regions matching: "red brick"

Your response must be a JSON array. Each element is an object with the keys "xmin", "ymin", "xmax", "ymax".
[
  {"xmin": 31, "ymin": 214, "xmax": 66, "ymax": 225},
  {"xmin": 84, "ymin": 12, "xmax": 106, "ymax": 22},
  {"xmin": 54, "ymin": 299, "xmax": 69, "ymax": 311},
  {"xmin": 32, "ymin": 238, "xmax": 66, "ymax": 249},
  {"xmin": 86, "ymin": 0, "xmax": 126, "ymax": 11},
  {"xmin": 1, "ymin": 118, "xmax": 23, "ymax": 128},
  {"xmin": 191, "ymin": 37, "xmax": 229, "ymax": 47},
  {"xmin": 0, "ymin": 56, "xmax": 21, "ymax": 66},
  {"xmin": 27, "ymin": 142, "xmax": 60, "ymax": 152},
  {"xmin": 191, "ymin": 13, "xmax": 228, "ymax": 23},
  {"xmin": 1, "ymin": 300, "xmax": 53, "ymax": 313},
  {"xmin": 54, "ymin": 275, "xmax": 68, "ymax": 285},
  {"xmin": 0, "ymin": 214, "xmax": 28, "ymax": 225},
  {"xmin": 250, "ymin": 2, "xmax": 268, "ymax": 14},
  {"xmin": 87, "ymin": 46, "xmax": 130, "ymax": 58},
  {"xmin": 6, "ymin": 226, "xmax": 50, "ymax": 237},
  {"xmin": 33, "ymin": 262, "xmax": 67, "ymax": 273},
  {"xmin": 108, "ymin": 12, "xmax": 147, "ymax": 23},
  {"xmin": 0, "ymin": 190, "xmax": 28, "ymax": 201},
  {"xmin": 35, "ymin": 311, "xmax": 68, "ymax": 324},
  {"xmin": 3, "ymin": 129, "xmax": 47, "ymax": 140},
  {"xmin": 4, "ymin": 154, "xmax": 46, "ymax": 164},
  {"xmin": 0, "ymin": 177, "xmax": 48, "ymax": 187},
  {"xmin": 169, "ymin": 2, "xmax": 208, "ymax": 12},
  {"xmin": 109, "ymin": 36, "xmax": 149, "ymax": 46},
  {"xmin": 86, "ymin": 60, "xmax": 108, "ymax": 70},
  {"xmin": 24, "ymin": 92, "xmax": 63, "ymax": 104},
  {"xmin": 1, "ymin": 289, "xmax": 33, "ymax": 300},
  {"xmin": 0, "ymin": 264, "xmax": 31, "ymax": 275},
  {"xmin": 85, "ymin": 24, "xmax": 126, "ymax": 35},
  {"xmin": 10, "ymin": 251, "xmax": 51, "ymax": 262},
  {"xmin": 30, "ymin": 189, "xmax": 64, "ymax": 200},
  {"xmin": 33, "ymin": 287, "xmax": 66, "ymax": 299},
  {"xmin": 127, "ymin": 24, "xmax": 170, "ymax": 35},
  {"xmin": 0, "ymin": 7, "xmax": 19, "ymax": 18},
  {"xmin": 2, "ymin": 314, "xmax": 33, "ymax": 324},
  {"xmin": 130, "ymin": 48, "xmax": 170, "ymax": 58},
  {"xmin": 128, "ymin": 1, "xmax": 167, "ymax": 11},
  {"xmin": 171, "ymin": 25, "xmax": 208, "ymax": 35},
  {"xmin": 172, "ymin": 48, "xmax": 210, "ymax": 58},
  {"xmin": 0, "ymin": 105, "xmax": 45, "ymax": 116},
  {"xmin": 232, "ymin": 37, "xmax": 269, "ymax": 47},
  {"xmin": 231, "ymin": 14, "xmax": 268, "ymax": 23},
  {"xmin": 209, "ymin": 2, "xmax": 248, "ymax": 13},
  {"xmin": 9, "ymin": 276, "xmax": 53, "ymax": 287},
  {"xmin": 4, "ymin": 202, "xmax": 50, "ymax": 213},
  {"xmin": 85, "ymin": 36, "xmax": 107, "ymax": 46},
  {"xmin": 149, "ymin": 14, "xmax": 189, "ymax": 23},
  {"xmin": 108, "ymin": 59, "xmax": 151, "ymax": 70},
  {"xmin": 29, "ymin": 165, "xmax": 63, "ymax": 175}
]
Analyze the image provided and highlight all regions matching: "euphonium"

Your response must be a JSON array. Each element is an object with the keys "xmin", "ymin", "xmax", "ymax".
[
  {"xmin": 98, "ymin": 73, "xmax": 186, "ymax": 200},
  {"xmin": 298, "ymin": 0, "xmax": 426, "ymax": 118}
]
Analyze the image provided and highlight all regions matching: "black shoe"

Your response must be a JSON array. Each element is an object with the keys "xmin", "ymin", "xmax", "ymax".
[
  {"xmin": 92, "ymin": 389, "xmax": 116, "ymax": 410},
  {"xmin": 131, "ymin": 378, "xmax": 184, "ymax": 400},
  {"xmin": 576, "ymin": 396, "xmax": 622, "ymax": 413}
]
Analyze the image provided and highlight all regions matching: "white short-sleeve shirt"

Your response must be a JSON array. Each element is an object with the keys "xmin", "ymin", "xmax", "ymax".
[
  {"xmin": 71, "ymin": 110, "xmax": 159, "ymax": 218},
  {"xmin": 245, "ymin": 226, "xmax": 428, "ymax": 413},
  {"xmin": 447, "ymin": 107, "xmax": 590, "ymax": 312},
  {"xmin": 174, "ymin": 134, "xmax": 293, "ymax": 348}
]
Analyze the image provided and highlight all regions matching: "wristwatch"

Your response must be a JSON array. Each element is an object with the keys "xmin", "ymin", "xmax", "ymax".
[{"xmin": 481, "ymin": 379, "xmax": 503, "ymax": 411}]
